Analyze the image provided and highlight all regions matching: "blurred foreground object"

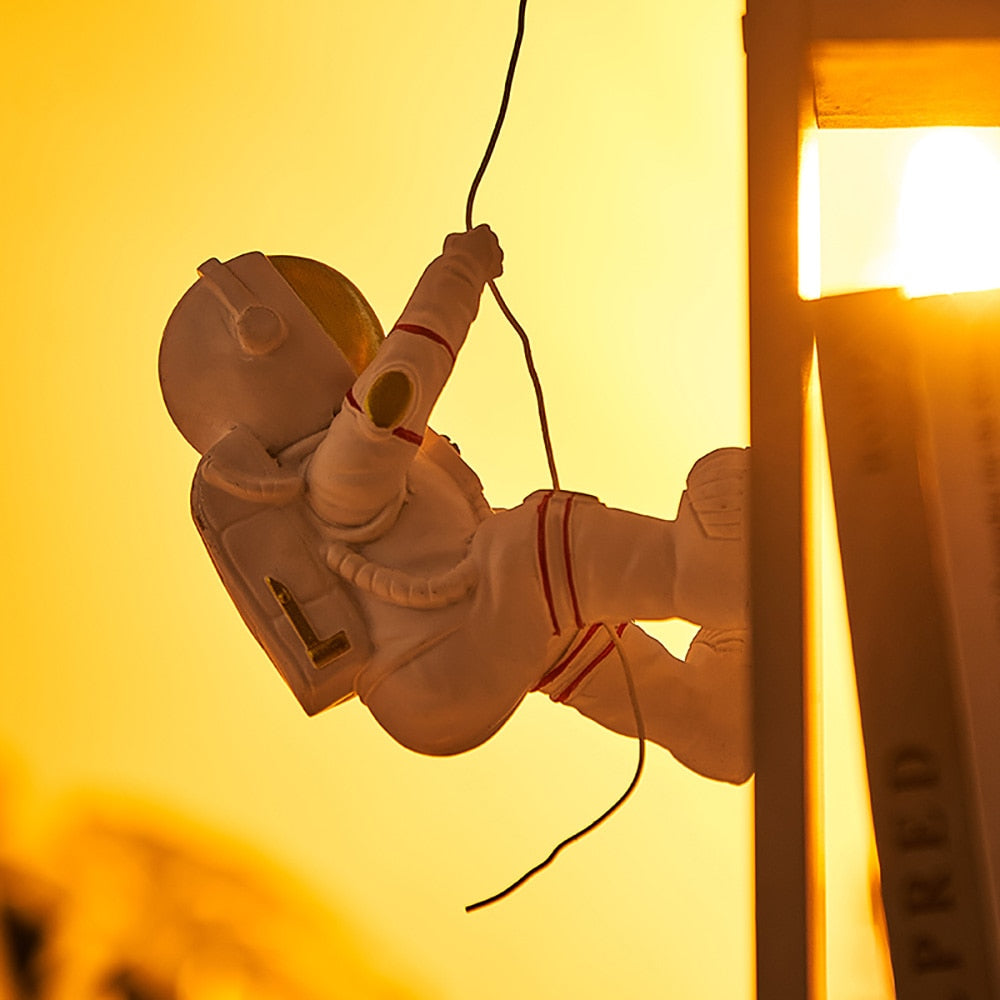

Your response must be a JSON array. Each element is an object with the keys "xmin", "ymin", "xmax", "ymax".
[{"xmin": 0, "ymin": 790, "xmax": 427, "ymax": 1000}]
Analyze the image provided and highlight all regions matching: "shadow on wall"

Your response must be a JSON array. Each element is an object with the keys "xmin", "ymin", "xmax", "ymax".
[{"xmin": 0, "ymin": 761, "xmax": 431, "ymax": 1000}]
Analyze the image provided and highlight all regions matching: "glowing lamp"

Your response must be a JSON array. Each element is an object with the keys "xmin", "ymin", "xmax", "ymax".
[
  {"xmin": 801, "ymin": 127, "xmax": 1000, "ymax": 300},
  {"xmin": 896, "ymin": 130, "xmax": 1000, "ymax": 297},
  {"xmin": 800, "ymin": 0, "xmax": 1000, "ymax": 298}
]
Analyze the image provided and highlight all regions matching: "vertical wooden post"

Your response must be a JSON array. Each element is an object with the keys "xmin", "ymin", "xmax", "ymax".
[{"xmin": 745, "ymin": 2, "xmax": 815, "ymax": 998}]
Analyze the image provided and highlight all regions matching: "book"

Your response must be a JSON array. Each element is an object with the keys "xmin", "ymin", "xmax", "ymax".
[{"xmin": 815, "ymin": 287, "xmax": 1000, "ymax": 998}]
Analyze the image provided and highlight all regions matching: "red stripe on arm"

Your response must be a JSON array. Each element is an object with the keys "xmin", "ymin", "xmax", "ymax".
[
  {"xmin": 392, "ymin": 426, "xmax": 424, "ymax": 446},
  {"xmin": 536, "ymin": 492, "xmax": 559, "ymax": 635},
  {"xmin": 392, "ymin": 323, "xmax": 457, "ymax": 364},
  {"xmin": 348, "ymin": 386, "xmax": 422, "ymax": 445}
]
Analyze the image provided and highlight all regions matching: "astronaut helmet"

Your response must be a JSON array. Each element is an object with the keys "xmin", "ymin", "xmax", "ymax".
[{"xmin": 159, "ymin": 252, "xmax": 383, "ymax": 455}]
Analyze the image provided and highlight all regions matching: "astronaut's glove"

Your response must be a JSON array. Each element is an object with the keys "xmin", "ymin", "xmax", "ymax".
[
  {"xmin": 685, "ymin": 625, "xmax": 752, "ymax": 784},
  {"xmin": 672, "ymin": 447, "xmax": 750, "ymax": 628},
  {"xmin": 443, "ymin": 225, "xmax": 504, "ymax": 282}
]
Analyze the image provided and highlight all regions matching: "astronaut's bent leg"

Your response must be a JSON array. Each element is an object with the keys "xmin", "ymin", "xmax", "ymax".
[
  {"xmin": 543, "ymin": 448, "xmax": 749, "ymax": 631},
  {"xmin": 539, "ymin": 623, "xmax": 752, "ymax": 785},
  {"xmin": 531, "ymin": 450, "xmax": 751, "ymax": 782}
]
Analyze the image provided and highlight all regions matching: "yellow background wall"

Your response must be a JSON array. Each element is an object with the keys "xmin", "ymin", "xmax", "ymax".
[{"xmin": 0, "ymin": 2, "xmax": 752, "ymax": 996}]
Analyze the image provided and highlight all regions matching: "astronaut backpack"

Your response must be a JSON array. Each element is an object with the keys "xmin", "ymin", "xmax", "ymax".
[{"xmin": 159, "ymin": 251, "xmax": 383, "ymax": 713}]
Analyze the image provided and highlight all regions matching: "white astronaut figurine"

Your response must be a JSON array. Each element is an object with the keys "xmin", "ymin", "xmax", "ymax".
[{"xmin": 159, "ymin": 226, "xmax": 751, "ymax": 784}]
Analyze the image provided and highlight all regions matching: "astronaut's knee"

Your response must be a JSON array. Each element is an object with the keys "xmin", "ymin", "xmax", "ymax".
[
  {"xmin": 684, "ymin": 627, "xmax": 753, "ymax": 784},
  {"xmin": 363, "ymin": 669, "xmax": 519, "ymax": 757},
  {"xmin": 683, "ymin": 447, "xmax": 749, "ymax": 541},
  {"xmin": 672, "ymin": 448, "xmax": 750, "ymax": 627}
]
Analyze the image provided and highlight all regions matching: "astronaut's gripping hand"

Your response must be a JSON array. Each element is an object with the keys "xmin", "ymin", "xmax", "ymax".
[
  {"xmin": 305, "ymin": 225, "xmax": 503, "ymax": 530},
  {"xmin": 444, "ymin": 225, "xmax": 504, "ymax": 284}
]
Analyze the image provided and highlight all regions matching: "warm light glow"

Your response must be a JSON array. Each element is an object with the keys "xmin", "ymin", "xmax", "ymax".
[
  {"xmin": 805, "ymin": 358, "xmax": 896, "ymax": 1000},
  {"xmin": 898, "ymin": 128, "xmax": 1000, "ymax": 297},
  {"xmin": 798, "ymin": 128, "xmax": 1000, "ymax": 298},
  {"xmin": 799, "ymin": 132, "xmax": 822, "ymax": 300}
]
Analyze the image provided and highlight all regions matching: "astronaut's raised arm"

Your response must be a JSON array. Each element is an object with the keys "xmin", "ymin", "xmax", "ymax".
[{"xmin": 306, "ymin": 226, "xmax": 503, "ymax": 532}]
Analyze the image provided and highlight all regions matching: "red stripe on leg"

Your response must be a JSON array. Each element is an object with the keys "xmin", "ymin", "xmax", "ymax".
[
  {"xmin": 533, "ymin": 623, "xmax": 602, "ymax": 690},
  {"xmin": 562, "ymin": 494, "xmax": 584, "ymax": 629},
  {"xmin": 556, "ymin": 622, "xmax": 628, "ymax": 702},
  {"xmin": 536, "ymin": 492, "xmax": 559, "ymax": 634}
]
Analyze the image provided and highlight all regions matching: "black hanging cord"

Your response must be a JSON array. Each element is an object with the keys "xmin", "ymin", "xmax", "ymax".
[
  {"xmin": 464, "ymin": 0, "xmax": 526, "ymax": 231},
  {"xmin": 462, "ymin": 0, "xmax": 647, "ymax": 914},
  {"xmin": 464, "ymin": 0, "xmax": 560, "ymax": 491}
]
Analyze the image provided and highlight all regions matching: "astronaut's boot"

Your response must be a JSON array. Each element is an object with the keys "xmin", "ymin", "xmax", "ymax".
[
  {"xmin": 684, "ymin": 625, "xmax": 752, "ymax": 782},
  {"xmin": 672, "ymin": 447, "xmax": 749, "ymax": 628}
]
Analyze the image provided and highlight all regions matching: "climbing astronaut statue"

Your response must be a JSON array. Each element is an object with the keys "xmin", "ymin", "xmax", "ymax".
[{"xmin": 159, "ymin": 225, "xmax": 752, "ymax": 784}]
